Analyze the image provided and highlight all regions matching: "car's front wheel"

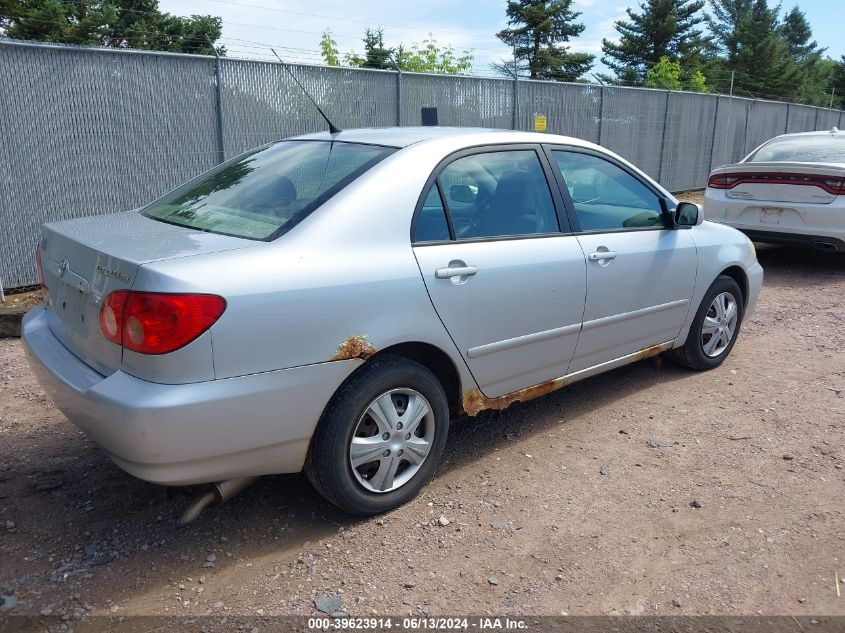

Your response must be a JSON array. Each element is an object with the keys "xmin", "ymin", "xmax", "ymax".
[
  {"xmin": 669, "ymin": 274, "xmax": 745, "ymax": 370},
  {"xmin": 305, "ymin": 355, "xmax": 450, "ymax": 515}
]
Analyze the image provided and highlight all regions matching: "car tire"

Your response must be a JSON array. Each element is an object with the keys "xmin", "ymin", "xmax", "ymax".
[
  {"xmin": 668, "ymin": 275, "xmax": 745, "ymax": 371},
  {"xmin": 305, "ymin": 354, "xmax": 450, "ymax": 515}
]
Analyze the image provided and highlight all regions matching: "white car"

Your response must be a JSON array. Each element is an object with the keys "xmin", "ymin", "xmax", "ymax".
[{"xmin": 704, "ymin": 128, "xmax": 844, "ymax": 251}]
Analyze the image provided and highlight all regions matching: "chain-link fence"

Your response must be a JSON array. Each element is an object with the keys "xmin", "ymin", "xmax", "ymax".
[{"xmin": 1, "ymin": 38, "xmax": 843, "ymax": 289}]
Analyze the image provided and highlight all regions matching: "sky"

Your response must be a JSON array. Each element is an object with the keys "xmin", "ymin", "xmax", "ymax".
[{"xmin": 159, "ymin": 0, "xmax": 845, "ymax": 79}]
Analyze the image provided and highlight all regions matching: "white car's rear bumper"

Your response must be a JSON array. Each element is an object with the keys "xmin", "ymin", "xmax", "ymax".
[
  {"xmin": 22, "ymin": 307, "xmax": 358, "ymax": 485},
  {"xmin": 704, "ymin": 188, "xmax": 845, "ymax": 251}
]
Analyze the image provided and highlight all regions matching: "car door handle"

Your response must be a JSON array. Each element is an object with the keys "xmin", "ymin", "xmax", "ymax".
[
  {"xmin": 435, "ymin": 265, "xmax": 478, "ymax": 279},
  {"xmin": 588, "ymin": 251, "xmax": 617, "ymax": 262}
]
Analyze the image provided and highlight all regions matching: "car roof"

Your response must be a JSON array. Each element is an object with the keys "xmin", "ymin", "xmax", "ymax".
[
  {"xmin": 770, "ymin": 127, "xmax": 842, "ymax": 140},
  {"xmin": 293, "ymin": 126, "xmax": 595, "ymax": 149}
]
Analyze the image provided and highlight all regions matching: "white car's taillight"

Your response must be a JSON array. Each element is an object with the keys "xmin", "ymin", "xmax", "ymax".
[{"xmin": 709, "ymin": 172, "xmax": 845, "ymax": 195}]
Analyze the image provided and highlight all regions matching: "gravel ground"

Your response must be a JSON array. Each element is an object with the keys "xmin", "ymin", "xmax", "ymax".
[
  {"xmin": 0, "ymin": 290, "xmax": 42, "ymax": 310},
  {"xmin": 0, "ymin": 244, "xmax": 843, "ymax": 621}
]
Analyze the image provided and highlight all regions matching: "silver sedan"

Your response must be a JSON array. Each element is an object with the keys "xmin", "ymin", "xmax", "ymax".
[{"xmin": 23, "ymin": 127, "xmax": 763, "ymax": 515}]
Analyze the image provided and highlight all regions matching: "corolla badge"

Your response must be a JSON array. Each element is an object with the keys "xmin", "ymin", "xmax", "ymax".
[
  {"xmin": 96, "ymin": 264, "xmax": 130, "ymax": 282},
  {"xmin": 58, "ymin": 259, "xmax": 69, "ymax": 278}
]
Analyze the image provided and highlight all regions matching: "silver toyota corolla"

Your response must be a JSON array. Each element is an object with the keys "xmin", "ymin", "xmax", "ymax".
[{"xmin": 23, "ymin": 127, "xmax": 763, "ymax": 516}]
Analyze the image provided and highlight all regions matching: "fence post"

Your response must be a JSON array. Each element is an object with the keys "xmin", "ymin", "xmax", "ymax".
[
  {"xmin": 657, "ymin": 90, "xmax": 671, "ymax": 185},
  {"xmin": 707, "ymin": 95, "xmax": 720, "ymax": 172},
  {"xmin": 205, "ymin": 35, "xmax": 227, "ymax": 164},
  {"xmin": 512, "ymin": 74, "xmax": 518, "ymax": 130},
  {"xmin": 784, "ymin": 103, "xmax": 790, "ymax": 134},
  {"xmin": 813, "ymin": 106, "xmax": 820, "ymax": 130},
  {"xmin": 742, "ymin": 102, "xmax": 752, "ymax": 157},
  {"xmin": 395, "ymin": 69, "xmax": 402, "ymax": 126},
  {"xmin": 597, "ymin": 86, "xmax": 605, "ymax": 146}
]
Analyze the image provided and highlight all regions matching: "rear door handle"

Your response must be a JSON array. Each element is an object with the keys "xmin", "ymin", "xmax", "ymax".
[
  {"xmin": 435, "ymin": 265, "xmax": 478, "ymax": 279},
  {"xmin": 588, "ymin": 251, "xmax": 617, "ymax": 262}
]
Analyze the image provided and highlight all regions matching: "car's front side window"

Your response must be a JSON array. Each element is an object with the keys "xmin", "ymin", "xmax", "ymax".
[
  {"xmin": 437, "ymin": 150, "xmax": 559, "ymax": 239},
  {"xmin": 413, "ymin": 184, "xmax": 451, "ymax": 242},
  {"xmin": 550, "ymin": 151, "xmax": 666, "ymax": 232}
]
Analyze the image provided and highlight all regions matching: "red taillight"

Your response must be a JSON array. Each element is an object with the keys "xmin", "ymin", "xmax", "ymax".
[
  {"xmin": 99, "ymin": 290, "xmax": 129, "ymax": 345},
  {"xmin": 823, "ymin": 178, "xmax": 845, "ymax": 195},
  {"xmin": 708, "ymin": 171, "xmax": 845, "ymax": 195},
  {"xmin": 99, "ymin": 291, "xmax": 226, "ymax": 355},
  {"xmin": 35, "ymin": 247, "xmax": 48, "ymax": 303},
  {"xmin": 707, "ymin": 174, "xmax": 741, "ymax": 189}
]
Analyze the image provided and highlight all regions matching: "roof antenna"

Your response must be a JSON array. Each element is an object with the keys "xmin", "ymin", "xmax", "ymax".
[{"xmin": 270, "ymin": 48, "xmax": 341, "ymax": 134}]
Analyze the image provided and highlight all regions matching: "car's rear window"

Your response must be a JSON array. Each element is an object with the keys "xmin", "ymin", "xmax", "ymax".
[
  {"xmin": 143, "ymin": 140, "xmax": 396, "ymax": 240},
  {"xmin": 748, "ymin": 135, "xmax": 845, "ymax": 163}
]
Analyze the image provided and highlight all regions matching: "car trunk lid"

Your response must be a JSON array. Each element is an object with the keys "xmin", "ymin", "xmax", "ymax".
[
  {"xmin": 40, "ymin": 211, "xmax": 258, "ymax": 376},
  {"xmin": 710, "ymin": 162, "xmax": 845, "ymax": 204}
]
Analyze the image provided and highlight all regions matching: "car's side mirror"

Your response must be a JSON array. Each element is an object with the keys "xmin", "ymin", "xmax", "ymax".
[
  {"xmin": 674, "ymin": 201, "xmax": 703, "ymax": 227},
  {"xmin": 450, "ymin": 184, "xmax": 477, "ymax": 204}
]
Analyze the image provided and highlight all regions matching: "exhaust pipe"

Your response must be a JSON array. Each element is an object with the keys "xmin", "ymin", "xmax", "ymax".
[{"xmin": 178, "ymin": 476, "xmax": 258, "ymax": 526}]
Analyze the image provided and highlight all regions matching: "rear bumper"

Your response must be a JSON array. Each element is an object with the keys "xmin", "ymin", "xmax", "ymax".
[
  {"xmin": 704, "ymin": 188, "xmax": 845, "ymax": 250},
  {"xmin": 741, "ymin": 229, "xmax": 844, "ymax": 252},
  {"xmin": 22, "ymin": 308, "xmax": 358, "ymax": 485}
]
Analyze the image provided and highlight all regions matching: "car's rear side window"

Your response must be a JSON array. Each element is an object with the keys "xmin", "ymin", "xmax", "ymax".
[
  {"xmin": 748, "ymin": 135, "xmax": 845, "ymax": 163},
  {"xmin": 143, "ymin": 141, "xmax": 395, "ymax": 240}
]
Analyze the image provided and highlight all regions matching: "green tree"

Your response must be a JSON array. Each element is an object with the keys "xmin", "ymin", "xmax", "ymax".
[
  {"xmin": 644, "ymin": 56, "xmax": 683, "ymax": 89},
  {"xmin": 0, "ymin": 0, "xmax": 223, "ymax": 54},
  {"xmin": 781, "ymin": 5, "xmax": 821, "ymax": 63},
  {"xmin": 319, "ymin": 30, "xmax": 340, "ymax": 66},
  {"xmin": 779, "ymin": 6, "xmax": 831, "ymax": 105},
  {"xmin": 706, "ymin": 0, "xmax": 752, "ymax": 61},
  {"xmin": 706, "ymin": 0, "xmax": 800, "ymax": 98},
  {"xmin": 832, "ymin": 56, "xmax": 845, "ymax": 109},
  {"xmin": 687, "ymin": 69, "xmax": 709, "ymax": 92},
  {"xmin": 644, "ymin": 56, "xmax": 709, "ymax": 91},
  {"xmin": 395, "ymin": 35, "xmax": 473, "ymax": 74},
  {"xmin": 495, "ymin": 0, "xmax": 594, "ymax": 81},
  {"xmin": 602, "ymin": 0, "xmax": 709, "ymax": 85},
  {"xmin": 345, "ymin": 27, "xmax": 394, "ymax": 70},
  {"xmin": 327, "ymin": 29, "xmax": 473, "ymax": 75}
]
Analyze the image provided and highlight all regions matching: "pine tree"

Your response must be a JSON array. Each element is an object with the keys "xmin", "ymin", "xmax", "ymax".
[
  {"xmin": 781, "ymin": 6, "xmax": 829, "ymax": 105},
  {"xmin": 706, "ymin": 0, "xmax": 752, "ymax": 61},
  {"xmin": 735, "ymin": 0, "xmax": 800, "ymax": 98},
  {"xmin": 831, "ymin": 57, "xmax": 845, "ymax": 109},
  {"xmin": 0, "ymin": 0, "xmax": 223, "ymax": 55},
  {"xmin": 601, "ymin": 0, "xmax": 709, "ymax": 85},
  {"xmin": 495, "ymin": 0, "xmax": 593, "ymax": 81},
  {"xmin": 359, "ymin": 28, "xmax": 395, "ymax": 70},
  {"xmin": 781, "ymin": 6, "xmax": 821, "ymax": 63},
  {"xmin": 707, "ymin": 0, "xmax": 801, "ymax": 99}
]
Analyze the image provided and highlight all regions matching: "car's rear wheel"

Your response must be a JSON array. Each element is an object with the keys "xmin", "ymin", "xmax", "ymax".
[
  {"xmin": 668, "ymin": 275, "xmax": 744, "ymax": 371},
  {"xmin": 305, "ymin": 354, "xmax": 450, "ymax": 515}
]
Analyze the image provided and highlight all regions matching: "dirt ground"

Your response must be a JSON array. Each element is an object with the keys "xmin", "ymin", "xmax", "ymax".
[
  {"xmin": 0, "ymin": 290, "xmax": 41, "ymax": 310},
  {"xmin": 0, "ymin": 244, "xmax": 843, "ymax": 622}
]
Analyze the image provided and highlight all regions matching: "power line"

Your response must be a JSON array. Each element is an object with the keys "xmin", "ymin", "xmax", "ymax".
[
  {"xmin": 202, "ymin": 0, "xmax": 497, "ymax": 42},
  {"xmin": 43, "ymin": 0, "xmax": 505, "ymax": 52}
]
